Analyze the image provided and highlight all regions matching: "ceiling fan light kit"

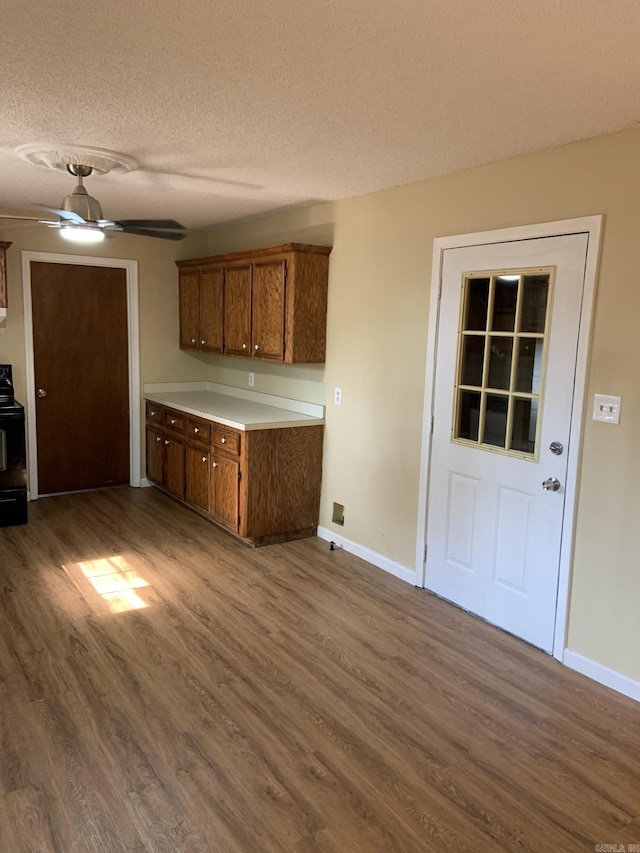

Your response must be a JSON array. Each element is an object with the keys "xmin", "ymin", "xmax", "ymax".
[
  {"xmin": 0, "ymin": 144, "xmax": 188, "ymax": 242},
  {"xmin": 60, "ymin": 225, "xmax": 105, "ymax": 244}
]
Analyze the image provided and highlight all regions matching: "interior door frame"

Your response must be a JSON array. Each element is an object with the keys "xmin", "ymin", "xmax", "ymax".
[
  {"xmin": 415, "ymin": 216, "xmax": 603, "ymax": 661},
  {"xmin": 21, "ymin": 251, "xmax": 140, "ymax": 499}
]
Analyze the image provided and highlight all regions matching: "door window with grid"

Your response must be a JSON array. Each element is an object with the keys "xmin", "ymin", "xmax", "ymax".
[{"xmin": 452, "ymin": 269, "xmax": 553, "ymax": 459}]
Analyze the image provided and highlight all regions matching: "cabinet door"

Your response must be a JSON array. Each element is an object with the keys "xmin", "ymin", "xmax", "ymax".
[
  {"xmin": 224, "ymin": 264, "xmax": 251, "ymax": 357},
  {"xmin": 210, "ymin": 454, "xmax": 239, "ymax": 531},
  {"xmin": 251, "ymin": 259, "xmax": 286, "ymax": 361},
  {"xmin": 146, "ymin": 426, "xmax": 164, "ymax": 485},
  {"xmin": 164, "ymin": 435, "xmax": 185, "ymax": 498},
  {"xmin": 179, "ymin": 269, "xmax": 199, "ymax": 350},
  {"xmin": 186, "ymin": 444, "xmax": 210, "ymax": 513},
  {"xmin": 199, "ymin": 265, "xmax": 224, "ymax": 353}
]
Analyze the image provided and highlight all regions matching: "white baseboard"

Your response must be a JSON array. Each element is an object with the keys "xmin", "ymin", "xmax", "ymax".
[
  {"xmin": 317, "ymin": 527, "xmax": 417, "ymax": 586},
  {"xmin": 564, "ymin": 649, "xmax": 640, "ymax": 703}
]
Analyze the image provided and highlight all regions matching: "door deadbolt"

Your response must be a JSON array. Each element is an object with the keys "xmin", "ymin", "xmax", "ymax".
[{"xmin": 549, "ymin": 441, "xmax": 563, "ymax": 456}]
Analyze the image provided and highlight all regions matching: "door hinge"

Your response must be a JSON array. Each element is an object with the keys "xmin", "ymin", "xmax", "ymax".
[
  {"xmin": 429, "ymin": 415, "xmax": 434, "ymax": 435},
  {"xmin": 238, "ymin": 470, "xmax": 242, "ymax": 482},
  {"xmin": 423, "ymin": 544, "xmax": 427, "ymax": 564}
]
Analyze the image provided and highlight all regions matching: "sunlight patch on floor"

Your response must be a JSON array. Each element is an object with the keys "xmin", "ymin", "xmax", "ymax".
[{"xmin": 75, "ymin": 556, "xmax": 151, "ymax": 613}]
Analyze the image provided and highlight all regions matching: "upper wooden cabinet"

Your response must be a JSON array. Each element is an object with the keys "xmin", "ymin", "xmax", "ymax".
[
  {"xmin": 176, "ymin": 243, "xmax": 331, "ymax": 364},
  {"xmin": 0, "ymin": 242, "xmax": 12, "ymax": 323},
  {"xmin": 178, "ymin": 264, "xmax": 224, "ymax": 353}
]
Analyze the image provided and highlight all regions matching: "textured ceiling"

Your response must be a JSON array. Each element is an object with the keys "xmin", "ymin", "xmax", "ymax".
[{"xmin": 1, "ymin": 0, "xmax": 639, "ymax": 231}]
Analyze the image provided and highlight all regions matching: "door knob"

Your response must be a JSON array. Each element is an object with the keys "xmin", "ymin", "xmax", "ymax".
[
  {"xmin": 37, "ymin": 387, "xmax": 47, "ymax": 398},
  {"xmin": 542, "ymin": 477, "xmax": 561, "ymax": 492}
]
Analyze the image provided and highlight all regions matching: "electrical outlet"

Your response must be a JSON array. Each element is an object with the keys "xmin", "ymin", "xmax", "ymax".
[
  {"xmin": 334, "ymin": 387, "xmax": 342, "ymax": 406},
  {"xmin": 249, "ymin": 372, "xmax": 255, "ymax": 388}
]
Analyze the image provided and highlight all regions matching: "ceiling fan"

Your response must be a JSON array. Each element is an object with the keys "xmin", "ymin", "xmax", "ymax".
[{"xmin": 0, "ymin": 164, "xmax": 187, "ymax": 243}]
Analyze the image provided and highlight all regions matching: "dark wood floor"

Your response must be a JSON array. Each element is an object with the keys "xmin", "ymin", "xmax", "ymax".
[{"xmin": 0, "ymin": 487, "xmax": 639, "ymax": 852}]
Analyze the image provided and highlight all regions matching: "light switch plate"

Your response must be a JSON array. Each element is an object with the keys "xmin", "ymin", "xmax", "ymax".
[{"xmin": 593, "ymin": 393, "xmax": 622, "ymax": 424}]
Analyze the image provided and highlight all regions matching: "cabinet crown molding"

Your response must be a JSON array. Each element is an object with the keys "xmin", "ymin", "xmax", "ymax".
[{"xmin": 175, "ymin": 242, "xmax": 331, "ymax": 268}]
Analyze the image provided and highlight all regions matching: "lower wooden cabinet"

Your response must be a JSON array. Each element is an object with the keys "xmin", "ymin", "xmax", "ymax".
[
  {"xmin": 145, "ymin": 400, "xmax": 323, "ymax": 546},
  {"xmin": 211, "ymin": 453, "xmax": 240, "ymax": 531},
  {"xmin": 186, "ymin": 444, "xmax": 210, "ymax": 513},
  {"xmin": 145, "ymin": 424, "xmax": 185, "ymax": 499}
]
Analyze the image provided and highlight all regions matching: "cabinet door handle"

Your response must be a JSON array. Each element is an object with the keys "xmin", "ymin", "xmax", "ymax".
[
  {"xmin": 212, "ymin": 462, "xmax": 218, "ymax": 468},
  {"xmin": 156, "ymin": 436, "xmax": 161, "ymax": 442},
  {"xmin": 191, "ymin": 338, "xmax": 196, "ymax": 344},
  {"xmin": 202, "ymin": 456, "xmax": 207, "ymax": 463},
  {"xmin": 242, "ymin": 343, "xmax": 247, "ymax": 350},
  {"xmin": 201, "ymin": 339, "xmax": 206, "ymax": 345},
  {"xmin": 164, "ymin": 439, "xmax": 170, "ymax": 445},
  {"xmin": 220, "ymin": 437, "xmax": 227, "ymax": 444},
  {"xmin": 254, "ymin": 344, "xmax": 259, "ymax": 351}
]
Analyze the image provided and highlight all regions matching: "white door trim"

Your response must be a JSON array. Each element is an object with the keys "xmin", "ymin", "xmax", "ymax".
[
  {"xmin": 21, "ymin": 251, "xmax": 141, "ymax": 498},
  {"xmin": 415, "ymin": 215, "xmax": 603, "ymax": 661}
]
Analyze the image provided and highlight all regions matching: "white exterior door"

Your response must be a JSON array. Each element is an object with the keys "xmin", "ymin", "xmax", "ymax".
[{"xmin": 425, "ymin": 233, "xmax": 590, "ymax": 652}]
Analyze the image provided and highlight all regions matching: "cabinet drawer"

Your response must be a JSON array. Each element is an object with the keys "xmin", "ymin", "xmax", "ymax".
[
  {"xmin": 164, "ymin": 409, "xmax": 186, "ymax": 433},
  {"xmin": 146, "ymin": 401, "xmax": 164, "ymax": 424},
  {"xmin": 212, "ymin": 425, "xmax": 241, "ymax": 456},
  {"xmin": 186, "ymin": 417, "xmax": 211, "ymax": 444}
]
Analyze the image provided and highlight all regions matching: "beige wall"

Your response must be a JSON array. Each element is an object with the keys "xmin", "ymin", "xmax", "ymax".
[
  {"xmin": 203, "ymin": 128, "xmax": 640, "ymax": 683},
  {"xmin": 0, "ymin": 223, "xmax": 209, "ymax": 475},
  {"xmin": 2, "ymin": 128, "xmax": 639, "ymax": 684}
]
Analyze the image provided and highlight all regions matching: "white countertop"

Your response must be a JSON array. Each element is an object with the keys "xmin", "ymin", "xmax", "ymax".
[{"xmin": 144, "ymin": 382, "xmax": 324, "ymax": 431}]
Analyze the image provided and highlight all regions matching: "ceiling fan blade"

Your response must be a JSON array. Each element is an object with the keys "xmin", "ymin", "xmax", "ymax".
[
  {"xmin": 0, "ymin": 213, "xmax": 51, "ymax": 223},
  {"xmin": 115, "ymin": 224, "xmax": 186, "ymax": 241},
  {"xmin": 35, "ymin": 205, "xmax": 86, "ymax": 225},
  {"xmin": 113, "ymin": 218, "xmax": 186, "ymax": 231}
]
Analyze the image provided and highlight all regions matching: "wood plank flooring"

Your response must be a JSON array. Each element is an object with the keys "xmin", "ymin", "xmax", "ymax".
[{"xmin": 0, "ymin": 486, "xmax": 639, "ymax": 852}]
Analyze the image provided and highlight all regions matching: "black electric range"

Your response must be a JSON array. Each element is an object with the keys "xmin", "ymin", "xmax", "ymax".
[{"xmin": 0, "ymin": 364, "xmax": 27, "ymax": 526}]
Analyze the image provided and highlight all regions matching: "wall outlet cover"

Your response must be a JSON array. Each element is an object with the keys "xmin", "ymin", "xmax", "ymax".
[{"xmin": 592, "ymin": 393, "xmax": 622, "ymax": 424}]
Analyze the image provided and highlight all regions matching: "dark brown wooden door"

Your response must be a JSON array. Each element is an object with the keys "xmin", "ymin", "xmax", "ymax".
[
  {"xmin": 223, "ymin": 264, "xmax": 251, "ymax": 357},
  {"xmin": 251, "ymin": 259, "xmax": 286, "ymax": 361},
  {"xmin": 198, "ymin": 265, "xmax": 224, "ymax": 353},
  {"xmin": 31, "ymin": 262, "xmax": 129, "ymax": 495},
  {"xmin": 164, "ymin": 436, "xmax": 185, "ymax": 498},
  {"xmin": 211, "ymin": 454, "xmax": 239, "ymax": 530},
  {"xmin": 186, "ymin": 444, "xmax": 210, "ymax": 512},
  {"xmin": 179, "ymin": 268, "xmax": 198, "ymax": 349}
]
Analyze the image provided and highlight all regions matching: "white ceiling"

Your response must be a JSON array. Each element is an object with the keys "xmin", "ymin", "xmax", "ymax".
[{"xmin": 1, "ymin": 0, "xmax": 639, "ymax": 232}]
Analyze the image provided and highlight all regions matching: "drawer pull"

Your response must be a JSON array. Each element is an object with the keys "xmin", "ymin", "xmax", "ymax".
[
  {"xmin": 194, "ymin": 427, "xmax": 200, "ymax": 434},
  {"xmin": 150, "ymin": 410, "xmax": 156, "ymax": 416},
  {"xmin": 156, "ymin": 436, "xmax": 161, "ymax": 443},
  {"xmin": 170, "ymin": 418, "xmax": 176, "ymax": 425},
  {"xmin": 212, "ymin": 462, "xmax": 218, "ymax": 468},
  {"xmin": 164, "ymin": 440, "xmax": 170, "ymax": 445},
  {"xmin": 220, "ymin": 437, "xmax": 226, "ymax": 444},
  {"xmin": 202, "ymin": 456, "xmax": 207, "ymax": 463}
]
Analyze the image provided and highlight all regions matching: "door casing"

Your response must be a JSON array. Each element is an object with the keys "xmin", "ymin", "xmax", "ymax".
[
  {"xmin": 22, "ymin": 251, "xmax": 141, "ymax": 499},
  {"xmin": 415, "ymin": 216, "xmax": 603, "ymax": 661}
]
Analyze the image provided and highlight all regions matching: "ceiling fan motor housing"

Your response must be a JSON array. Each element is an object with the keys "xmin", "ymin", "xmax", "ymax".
[{"xmin": 62, "ymin": 183, "xmax": 104, "ymax": 222}]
